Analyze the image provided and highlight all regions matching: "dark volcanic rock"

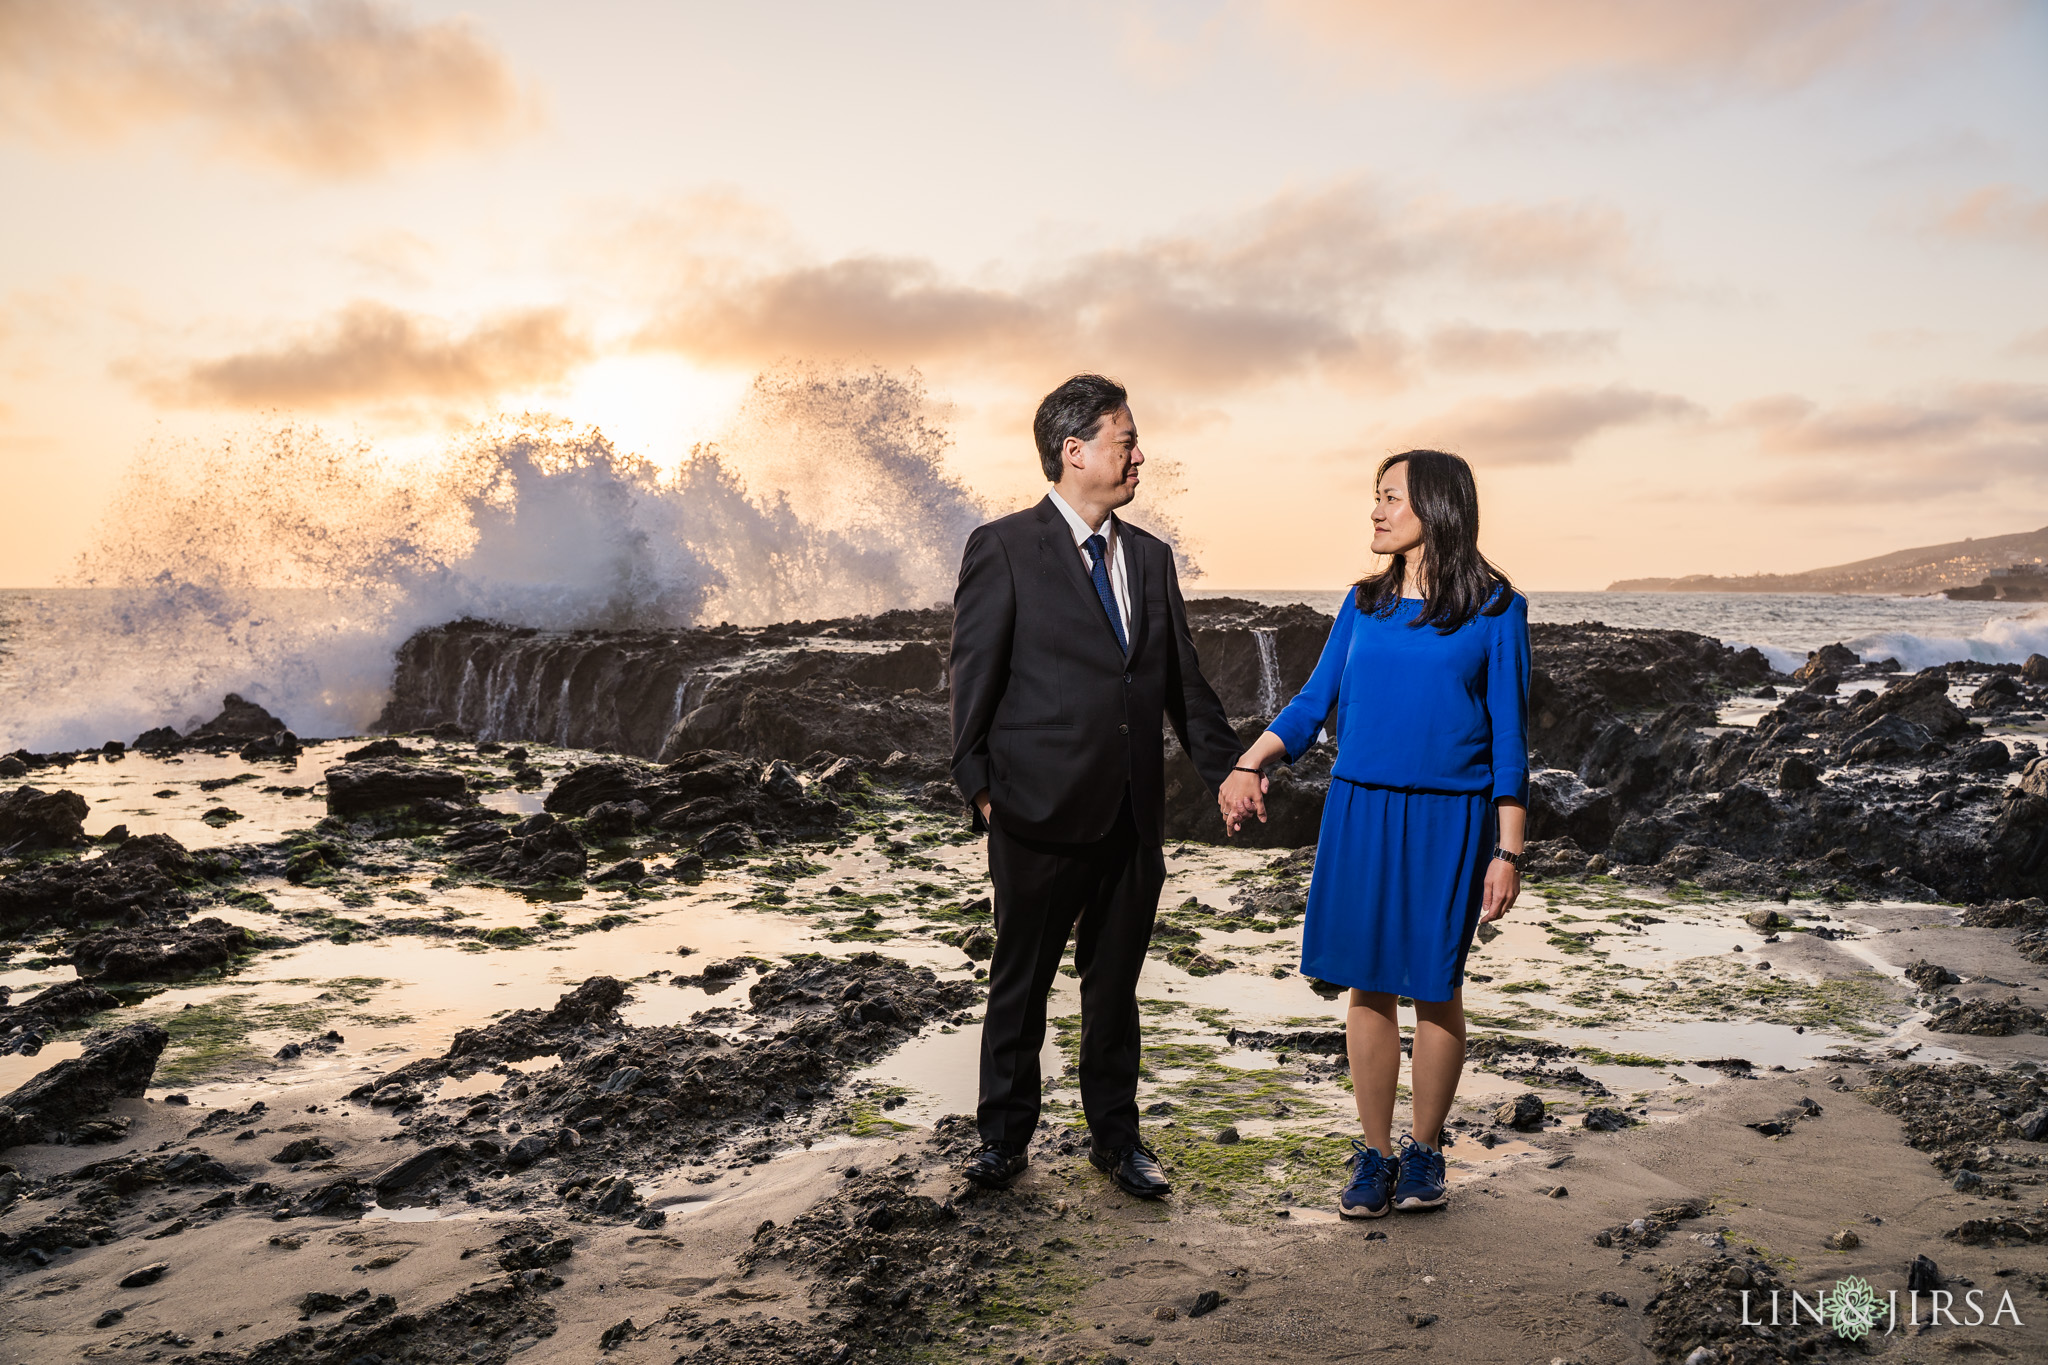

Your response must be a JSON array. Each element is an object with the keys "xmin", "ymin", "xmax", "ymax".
[
  {"xmin": 0, "ymin": 1021, "xmax": 168, "ymax": 1149},
  {"xmin": 1861, "ymin": 1062, "xmax": 2047, "ymax": 1171},
  {"xmin": 0, "ymin": 785, "xmax": 90, "ymax": 854},
  {"xmin": 0, "ymin": 833, "xmax": 202, "ymax": 932},
  {"xmin": 1182, "ymin": 596, "xmax": 1331, "ymax": 716},
  {"xmin": 0, "ymin": 981, "xmax": 118, "ymax": 1056},
  {"xmin": 71, "ymin": 917, "xmax": 251, "ymax": 980},
  {"xmin": 1926, "ymin": 996, "xmax": 2048, "ymax": 1037},
  {"xmin": 353, "ymin": 957, "xmax": 978, "ymax": 1208},
  {"xmin": 1527, "ymin": 768, "xmax": 1618, "ymax": 850},
  {"xmin": 1792, "ymin": 641, "xmax": 1859, "ymax": 682},
  {"xmin": 1226, "ymin": 1026, "xmax": 1346, "ymax": 1055},
  {"xmin": 324, "ymin": 758, "xmax": 470, "ymax": 817},
  {"xmin": 376, "ymin": 617, "xmax": 760, "ymax": 755},
  {"xmin": 581, "ymin": 799, "xmax": 648, "ymax": 839},
  {"xmin": 1960, "ymin": 898, "xmax": 2048, "ymax": 930},
  {"xmin": 660, "ymin": 646, "xmax": 951, "ymax": 764},
  {"xmin": 443, "ymin": 976, "xmax": 630, "ymax": 1067},
  {"xmin": 1904, "ymin": 960, "xmax": 1962, "ymax": 992},
  {"xmin": 1644, "ymin": 1255, "xmax": 1833, "ymax": 1362},
  {"xmin": 238, "ymin": 730, "xmax": 302, "ymax": 761},
  {"xmin": 372, "ymin": 1143, "xmax": 460, "ymax": 1194},
  {"xmin": 1527, "ymin": 620, "xmax": 1773, "ymax": 770},
  {"xmin": 1959, "ymin": 738, "xmax": 2012, "ymax": 772},
  {"xmin": 132, "ymin": 725, "xmax": 182, "ymax": 752},
  {"xmin": 344, "ymin": 737, "xmax": 415, "ymax": 761},
  {"xmin": 449, "ymin": 815, "xmax": 588, "ymax": 884},
  {"xmin": 545, "ymin": 751, "xmax": 841, "ymax": 845},
  {"xmin": 1520, "ymin": 837, "xmax": 1593, "ymax": 878},
  {"xmin": 188, "ymin": 693, "xmax": 288, "ymax": 740},
  {"xmin": 1843, "ymin": 712, "xmax": 1937, "ymax": 762},
  {"xmin": 1227, "ymin": 847, "xmax": 1316, "ymax": 921},
  {"xmin": 238, "ymin": 1277, "xmax": 555, "ymax": 1365},
  {"xmin": 1844, "ymin": 668, "xmax": 1971, "ymax": 740}
]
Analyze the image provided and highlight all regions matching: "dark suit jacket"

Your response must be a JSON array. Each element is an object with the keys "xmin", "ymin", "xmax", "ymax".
[{"xmin": 949, "ymin": 495, "xmax": 1240, "ymax": 846}]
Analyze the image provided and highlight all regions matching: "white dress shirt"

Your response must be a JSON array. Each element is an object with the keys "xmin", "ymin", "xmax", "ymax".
[{"xmin": 1048, "ymin": 485, "xmax": 1132, "ymax": 645}]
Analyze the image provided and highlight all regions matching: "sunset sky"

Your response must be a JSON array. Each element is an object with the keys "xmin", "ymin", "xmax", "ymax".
[{"xmin": 2, "ymin": 0, "xmax": 2045, "ymax": 592}]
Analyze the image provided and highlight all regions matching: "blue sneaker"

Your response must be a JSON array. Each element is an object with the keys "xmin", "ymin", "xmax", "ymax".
[
  {"xmin": 1394, "ymin": 1132, "xmax": 1452, "ymax": 1210},
  {"xmin": 1338, "ymin": 1140, "xmax": 1399, "ymax": 1219}
]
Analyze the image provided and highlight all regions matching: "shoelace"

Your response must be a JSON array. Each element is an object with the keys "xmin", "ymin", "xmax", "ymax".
[
  {"xmin": 1398, "ymin": 1134, "xmax": 1448, "ymax": 1185},
  {"xmin": 1346, "ymin": 1140, "xmax": 1393, "ymax": 1192}
]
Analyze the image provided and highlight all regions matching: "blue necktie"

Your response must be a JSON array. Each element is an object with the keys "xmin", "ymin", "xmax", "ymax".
[{"xmin": 1083, "ymin": 533, "xmax": 1128, "ymax": 653}]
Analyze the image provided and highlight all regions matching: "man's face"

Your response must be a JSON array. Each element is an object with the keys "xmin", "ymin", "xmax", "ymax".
[{"xmin": 1061, "ymin": 406, "xmax": 1143, "ymax": 510}]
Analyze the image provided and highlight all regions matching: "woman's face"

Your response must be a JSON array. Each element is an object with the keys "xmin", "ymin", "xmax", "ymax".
[{"xmin": 1370, "ymin": 460, "xmax": 1423, "ymax": 558}]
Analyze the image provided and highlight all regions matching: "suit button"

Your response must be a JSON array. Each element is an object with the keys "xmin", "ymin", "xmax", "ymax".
[
  {"xmin": 1124, "ymin": 672, "xmax": 1133, "ymax": 683},
  {"xmin": 1119, "ymin": 723, "xmax": 1129, "ymax": 734}
]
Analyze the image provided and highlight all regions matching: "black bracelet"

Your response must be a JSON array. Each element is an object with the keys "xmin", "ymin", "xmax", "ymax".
[
  {"xmin": 1491, "ymin": 846, "xmax": 1522, "ymax": 867},
  {"xmin": 1231, "ymin": 766, "xmax": 1264, "ymax": 776}
]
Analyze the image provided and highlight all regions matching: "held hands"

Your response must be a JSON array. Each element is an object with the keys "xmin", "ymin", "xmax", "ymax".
[
  {"xmin": 1218, "ymin": 769, "xmax": 1268, "ymax": 837},
  {"xmin": 1479, "ymin": 856, "xmax": 1521, "ymax": 923},
  {"xmin": 1219, "ymin": 733, "xmax": 1288, "ymax": 838},
  {"xmin": 974, "ymin": 790, "xmax": 991, "ymax": 824}
]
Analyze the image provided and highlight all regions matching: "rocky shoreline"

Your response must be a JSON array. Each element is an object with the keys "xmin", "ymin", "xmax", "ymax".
[
  {"xmin": 360, "ymin": 597, "xmax": 2048, "ymax": 904},
  {"xmin": 1, "ymin": 605, "xmax": 2046, "ymax": 1362}
]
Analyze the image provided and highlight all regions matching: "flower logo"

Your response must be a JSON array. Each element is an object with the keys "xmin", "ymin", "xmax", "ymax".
[{"xmin": 1825, "ymin": 1276, "xmax": 1881, "ymax": 1341}]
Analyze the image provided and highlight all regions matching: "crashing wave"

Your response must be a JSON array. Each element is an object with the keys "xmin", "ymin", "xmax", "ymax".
[{"xmin": 3, "ymin": 367, "xmax": 987, "ymax": 752}]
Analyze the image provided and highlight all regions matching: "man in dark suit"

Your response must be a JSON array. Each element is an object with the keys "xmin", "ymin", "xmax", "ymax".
[{"xmin": 949, "ymin": 373, "xmax": 1241, "ymax": 1198}]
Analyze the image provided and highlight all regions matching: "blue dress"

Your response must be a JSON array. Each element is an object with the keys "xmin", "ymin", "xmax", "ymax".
[{"xmin": 1266, "ymin": 587, "xmax": 1531, "ymax": 1001}]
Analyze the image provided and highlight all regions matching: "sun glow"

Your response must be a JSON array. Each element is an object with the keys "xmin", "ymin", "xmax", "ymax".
[{"xmin": 520, "ymin": 353, "xmax": 752, "ymax": 470}]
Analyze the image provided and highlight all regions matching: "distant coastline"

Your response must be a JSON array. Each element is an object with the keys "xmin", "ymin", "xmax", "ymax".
[{"xmin": 1608, "ymin": 524, "xmax": 2048, "ymax": 595}]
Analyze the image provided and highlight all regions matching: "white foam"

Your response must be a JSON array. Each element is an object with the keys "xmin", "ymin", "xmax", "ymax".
[
  {"xmin": 2, "ymin": 370, "xmax": 986, "ymax": 752},
  {"xmin": 1845, "ymin": 611, "xmax": 2048, "ymax": 672}
]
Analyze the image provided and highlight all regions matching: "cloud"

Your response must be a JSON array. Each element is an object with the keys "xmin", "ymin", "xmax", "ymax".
[
  {"xmin": 1424, "ymin": 325, "xmax": 1617, "ymax": 371},
  {"xmin": 635, "ymin": 181, "xmax": 1638, "ymax": 393},
  {"xmin": 0, "ymin": 0, "xmax": 533, "ymax": 175},
  {"xmin": 1405, "ymin": 385, "xmax": 1702, "ymax": 465},
  {"xmin": 340, "ymin": 228, "xmax": 439, "ymax": 287},
  {"xmin": 2011, "ymin": 327, "xmax": 2048, "ymax": 357},
  {"xmin": 1732, "ymin": 383, "xmax": 2048, "ymax": 500},
  {"xmin": 143, "ymin": 301, "xmax": 593, "ymax": 409},
  {"xmin": 1935, "ymin": 184, "xmax": 2048, "ymax": 249},
  {"xmin": 1255, "ymin": 0, "xmax": 2009, "ymax": 91}
]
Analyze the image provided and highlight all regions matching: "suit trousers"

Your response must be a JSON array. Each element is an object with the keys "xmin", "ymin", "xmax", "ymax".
[{"xmin": 977, "ymin": 791, "xmax": 1167, "ymax": 1154}]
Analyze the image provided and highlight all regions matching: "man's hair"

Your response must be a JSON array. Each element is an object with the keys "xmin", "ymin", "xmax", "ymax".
[{"xmin": 1033, "ymin": 374, "xmax": 1128, "ymax": 482}]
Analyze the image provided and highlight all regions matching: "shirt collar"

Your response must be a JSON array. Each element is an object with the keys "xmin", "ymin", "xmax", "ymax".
[{"xmin": 1047, "ymin": 486, "xmax": 1115, "ymax": 547}]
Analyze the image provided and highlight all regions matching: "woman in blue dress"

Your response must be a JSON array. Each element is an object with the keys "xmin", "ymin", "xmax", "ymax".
[{"xmin": 1219, "ymin": 450, "xmax": 1529, "ymax": 1220}]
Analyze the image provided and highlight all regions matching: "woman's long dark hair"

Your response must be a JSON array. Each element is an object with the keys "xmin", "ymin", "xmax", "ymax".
[{"xmin": 1353, "ymin": 449, "xmax": 1514, "ymax": 634}]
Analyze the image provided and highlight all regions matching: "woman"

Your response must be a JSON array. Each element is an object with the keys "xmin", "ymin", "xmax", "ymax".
[{"xmin": 1218, "ymin": 450, "xmax": 1529, "ymax": 1219}]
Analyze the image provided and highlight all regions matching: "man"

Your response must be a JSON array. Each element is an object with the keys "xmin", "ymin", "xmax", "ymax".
[{"xmin": 949, "ymin": 373, "xmax": 1241, "ymax": 1198}]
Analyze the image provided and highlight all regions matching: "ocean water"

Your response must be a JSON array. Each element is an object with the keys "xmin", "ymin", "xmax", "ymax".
[{"xmin": 1197, "ymin": 588, "xmax": 2047, "ymax": 676}]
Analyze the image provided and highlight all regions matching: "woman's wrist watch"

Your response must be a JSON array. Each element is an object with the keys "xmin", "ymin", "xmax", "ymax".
[{"xmin": 1490, "ymin": 846, "xmax": 1522, "ymax": 867}]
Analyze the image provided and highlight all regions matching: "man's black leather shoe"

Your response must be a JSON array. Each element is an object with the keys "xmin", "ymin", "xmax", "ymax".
[
  {"xmin": 962, "ymin": 1144, "xmax": 1027, "ymax": 1189},
  {"xmin": 1091, "ymin": 1141, "xmax": 1172, "ymax": 1199}
]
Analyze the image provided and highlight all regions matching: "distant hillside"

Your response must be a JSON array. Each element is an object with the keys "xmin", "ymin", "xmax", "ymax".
[{"xmin": 1608, "ymin": 525, "xmax": 2048, "ymax": 595}]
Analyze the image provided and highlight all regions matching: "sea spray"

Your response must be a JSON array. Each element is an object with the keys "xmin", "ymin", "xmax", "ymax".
[{"xmin": 4, "ymin": 368, "xmax": 988, "ymax": 752}]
